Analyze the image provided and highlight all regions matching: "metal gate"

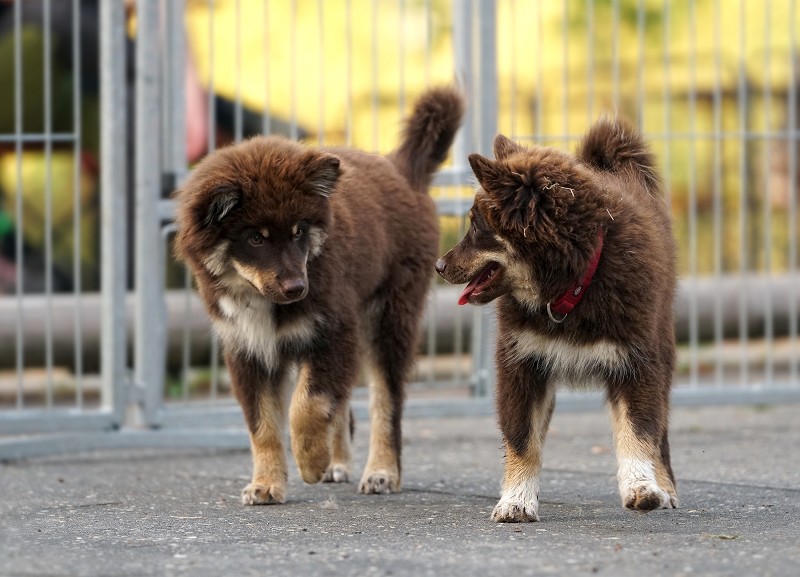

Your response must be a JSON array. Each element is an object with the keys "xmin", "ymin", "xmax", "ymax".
[
  {"xmin": 1, "ymin": 0, "xmax": 798, "ymax": 459},
  {"xmin": 0, "ymin": 1, "xmax": 128, "ymax": 458}
]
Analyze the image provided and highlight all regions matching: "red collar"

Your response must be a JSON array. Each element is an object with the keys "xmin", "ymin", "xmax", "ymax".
[{"xmin": 547, "ymin": 229, "xmax": 604, "ymax": 322}]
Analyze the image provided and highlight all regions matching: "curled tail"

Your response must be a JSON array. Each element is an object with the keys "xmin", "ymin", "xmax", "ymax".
[
  {"xmin": 576, "ymin": 116, "xmax": 662, "ymax": 195},
  {"xmin": 390, "ymin": 86, "xmax": 465, "ymax": 193}
]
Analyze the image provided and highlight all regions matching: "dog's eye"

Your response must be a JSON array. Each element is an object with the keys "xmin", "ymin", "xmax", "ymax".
[
  {"xmin": 248, "ymin": 233, "xmax": 264, "ymax": 246},
  {"xmin": 293, "ymin": 221, "xmax": 309, "ymax": 241}
]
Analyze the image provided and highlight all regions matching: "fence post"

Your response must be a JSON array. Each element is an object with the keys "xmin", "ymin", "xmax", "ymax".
[
  {"xmin": 134, "ymin": 0, "xmax": 166, "ymax": 427},
  {"xmin": 471, "ymin": 0, "xmax": 498, "ymax": 398},
  {"xmin": 164, "ymin": 0, "xmax": 187, "ymax": 185},
  {"xmin": 100, "ymin": 0, "xmax": 129, "ymax": 426}
]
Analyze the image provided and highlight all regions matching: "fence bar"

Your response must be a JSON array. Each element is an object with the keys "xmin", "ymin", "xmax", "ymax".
[
  {"xmin": 233, "ymin": 0, "xmax": 242, "ymax": 142},
  {"xmin": 165, "ymin": 0, "xmax": 186, "ymax": 178},
  {"xmin": 205, "ymin": 0, "xmax": 221, "ymax": 398},
  {"xmin": 345, "ymin": 0, "xmax": 353, "ymax": 145},
  {"xmin": 424, "ymin": 0, "xmax": 431, "ymax": 86},
  {"xmin": 453, "ymin": 0, "xmax": 472, "ymax": 156},
  {"xmin": 371, "ymin": 0, "xmax": 378, "ymax": 151},
  {"xmin": 318, "ymin": 0, "xmax": 326, "ymax": 144},
  {"xmin": 0, "ymin": 411, "xmax": 118, "ymax": 437},
  {"xmin": 737, "ymin": 0, "xmax": 749, "ymax": 387},
  {"xmin": 536, "ymin": 0, "xmax": 543, "ymax": 140},
  {"xmin": 687, "ymin": 0, "xmax": 698, "ymax": 387},
  {"xmin": 72, "ymin": 0, "xmax": 84, "ymax": 406},
  {"xmin": 762, "ymin": 0, "xmax": 774, "ymax": 386},
  {"xmin": 611, "ymin": 0, "xmax": 619, "ymax": 110},
  {"xmin": 789, "ymin": 0, "xmax": 798, "ymax": 384},
  {"xmin": 636, "ymin": 0, "xmax": 644, "ymax": 128},
  {"xmin": 561, "ymin": 0, "xmax": 569, "ymax": 149},
  {"xmin": 13, "ymin": 0, "xmax": 24, "ymax": 408},
  {"xmin": 712, "ymin": 0, "xmax": 724, "ymax": 387},
  {"xmin": 135, "ymin": 0, "xmax": 165, "ymax": 426},
  {"xmin": 398, "ymin": 0, "xmax": 406, "ymax": 121},
  {"xmin": 208, "ymin": 0, "xmax": 218, "ymax": 147},
  {"xmin": 585, "ymin": 0, "xmax": 593, "ymax": 124},
  {"xmin": 477, "ymin": 2, "xmax": 497, "ymax": 157},
  {"xmin": 289, "ymin": 0, "xmax": 298, "ymax": 141},
  {"xmin": 100, "ymin": 0, "xmax": 129, "ymax": 424},
  {"xmin": 42, "ymin": 0, "xmax": 54, "ymax": 407},
  {"xmin": 452, "ymin": 0, "xmax": 472, "ymax": 391},
  {"xmin": 662, "ymin": 0, "xmax": 672, "ymax": 210},
  {"xmin": 0, "ymin": 133, "xmax": 78, "ymax": 143},
  {"xmin": 472, "ymin": 0, "xmax": 498, "ymax": 397}
]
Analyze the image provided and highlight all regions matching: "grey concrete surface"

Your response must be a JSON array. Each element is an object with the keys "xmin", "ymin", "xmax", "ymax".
[{"xmin": 1, "ymin": 404, "xmax": 799, "ymax": 577}]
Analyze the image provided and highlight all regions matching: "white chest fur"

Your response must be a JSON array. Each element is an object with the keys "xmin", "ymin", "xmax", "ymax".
[
  {"xmin": 213, "ymin": 295, "xmax": 317, "ymax": 369},
  {"xmin": 507, "ymin": 329, "xmax": 629, "ymax": 387}
]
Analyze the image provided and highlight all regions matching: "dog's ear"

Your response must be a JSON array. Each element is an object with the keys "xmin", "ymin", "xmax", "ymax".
[
  {"xmin": 203, "ymin": 187, "xmax": 240, "ymax": 226},
  {"xmin": 468, "ymin": 153, "xmax": 505, "ymax": 188},
  {"xmin": 468, "ymin": 153, "xmax": 524, "ymax": 191},
  {"xmin": 470, "ymin": 154, "xmax": 541, "ymax": 237},
  {"xmin": 304, "ymin": 153, "xmax": 341, "ymax": 197},
  {"xmin": 493, "ymin": 134, "xmax": 523, "ymax": 160}
]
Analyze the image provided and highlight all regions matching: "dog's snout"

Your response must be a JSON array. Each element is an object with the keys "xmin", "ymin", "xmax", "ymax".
[
  {"xmin": 434, "ymin": 258, "xmax": 447, "ymax": 274},
  {"xmin": 281, "ymin": 278, "xmax": 306, "ymax": 299}
]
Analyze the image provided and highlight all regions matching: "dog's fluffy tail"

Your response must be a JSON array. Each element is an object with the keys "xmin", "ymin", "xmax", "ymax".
[
  {"xmin": 389, "ymin": 86, "xmax": 465, "ymax": 193},
  {"xmin": 576, "ymin": 116, "xmax": 662, "ymax": 196}
]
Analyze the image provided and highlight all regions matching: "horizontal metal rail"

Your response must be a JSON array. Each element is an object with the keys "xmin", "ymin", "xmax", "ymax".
[
  {"xmin": 0, "ymin": 133, "xmax": 79, "ymax": 143},
  {"xmin": 1, "ymin": 275, "xmax": 797, "ymax": 370},
  {"xmin": 4, "ymin": 385, "xmax": 799, "ymax": 460}
]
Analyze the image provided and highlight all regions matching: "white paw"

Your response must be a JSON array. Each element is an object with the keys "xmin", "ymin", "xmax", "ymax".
[
  {"xmin": 621, "ymin": 481, "xmax": 675, "ymax": 511},
  {"xmin": 491, "ymin": 496, "xmax": 540, "ymax": 523},
  {"xmin": 491, "ymin": 476, "xmax": 540, "ymax": 522},
  {"xmin": 617, "ymin": 458, "xmax": 676, "ymax": 511},
  {"xmin": 358, "ymin": 469, "xmax": 400, "ymax": 494},
  {"xmin": 322, "ymin": 463, "xmax": 350, "ymax": 483}
]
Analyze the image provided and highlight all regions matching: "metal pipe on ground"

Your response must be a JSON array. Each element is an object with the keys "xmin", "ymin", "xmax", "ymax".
[{"xmin": 0, "ymin": 274, "xmax": 798, "ymax": 372}]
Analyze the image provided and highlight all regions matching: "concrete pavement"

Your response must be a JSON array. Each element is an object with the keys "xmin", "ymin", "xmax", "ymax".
[{"xmin": 2, "ymin": 403, "xmax": 799, "ymax": 576}]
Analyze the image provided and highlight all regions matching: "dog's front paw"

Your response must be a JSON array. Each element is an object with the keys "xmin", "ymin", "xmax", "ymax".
[
  {"xmin": 323, "ymin": 463, "xmax": 350, "ymax": 483},
  {"xmin": 491, "ymin": 496, "xmax": 539, "ymax": 523},
  {"xmin": 291, "ymin": 433, "xmax": 332, "ymax": 484},
  {"xmin": 621, "ymin": 482, "xmax": 676, "ymax": 511},
  {"xmin": 295, "ymin": 453, "xmax": 330, "ymax": 485},
  {"xmin": 241, "ymin": 482, "xmax": 286, "ymax": 505},
  {"xmin": 358, "ymin": 469, "xmax": 400, "ymax": 494}
]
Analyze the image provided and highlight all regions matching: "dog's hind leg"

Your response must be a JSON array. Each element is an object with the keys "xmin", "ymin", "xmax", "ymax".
[
  {"xmin": 227, "ymin": 353, "xmax": 292, "ymax": 505},
  {"xmin": 491, "ymin": 352, "xmax": 556, "ymax": 522},
  {"xmin": 358, "ymin": 282, "xmax": 430, "ymax": 495},
  {"xmin": 359, "ymin": 360, "xmax": 403, "ymax": 494},
  {"xmin": 323, "ymin": 404, "xmax": 353, "ymax": 483},
  {"xmin": 608, "ymin": 381, "xmax": 678, "ymax": 511}
]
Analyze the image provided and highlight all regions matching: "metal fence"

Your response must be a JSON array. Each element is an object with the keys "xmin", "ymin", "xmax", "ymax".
[{"xmin": 1, "ymin": 0, "xmax": 798, "ymax": 459}]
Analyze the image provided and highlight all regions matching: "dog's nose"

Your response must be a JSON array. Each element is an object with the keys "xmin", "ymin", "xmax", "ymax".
[
  {"xmin": 281, "ymin": 278, "xmax": 306, "ymax": 299},
  {"xmin": 434, "ymin": 259, "xmax": 447, "ymax": 274}
]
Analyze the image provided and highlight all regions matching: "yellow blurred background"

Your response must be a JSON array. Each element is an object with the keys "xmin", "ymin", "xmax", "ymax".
[{"xmin": 1, "ymin": 0, "xmax": 798, "ymax": 291}]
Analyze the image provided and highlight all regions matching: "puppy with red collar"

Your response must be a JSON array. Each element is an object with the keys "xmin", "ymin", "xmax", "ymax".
[{"xmin": 436, "ymin": 117, "xmax": 678, "ymax": 522}]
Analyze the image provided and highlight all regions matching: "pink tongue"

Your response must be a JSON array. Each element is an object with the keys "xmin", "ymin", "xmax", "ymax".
[{"xmin": 458, "ymin": 275, "xmax": 484, "ymax": 306}]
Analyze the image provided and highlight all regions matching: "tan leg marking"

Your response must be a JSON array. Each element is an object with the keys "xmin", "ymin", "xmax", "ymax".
[
  {"xmin": 242, "ymin": 387, "xmax": 288, "ymax": 505},
  {"xmin": 492, "ymin": 387, "xmax": 555, "ymax": 523},
  {"xmin": 359, "ymin": 368, "xmax": 400, "ymax": 494},
  {"xmin": 323, "ymin": 403, "xmax": 353, "ymax": 483},
  {"xmin": 610, "ymin": 399, "xmax": 677, "ymax": 510},
  {"xmin": 289, "ymin": 365, "xmax": 334, "ymax": 484}
]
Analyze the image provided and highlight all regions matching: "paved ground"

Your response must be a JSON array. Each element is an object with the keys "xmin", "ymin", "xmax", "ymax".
[{"xmin": 2, "ymin": 403, "xmax": 799, "ymax": 577}]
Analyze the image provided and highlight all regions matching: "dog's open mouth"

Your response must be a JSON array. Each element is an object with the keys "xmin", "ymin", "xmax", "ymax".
[{"xmin": 458, "ymin": 262, "xmax": 502, "ymax": 305}]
